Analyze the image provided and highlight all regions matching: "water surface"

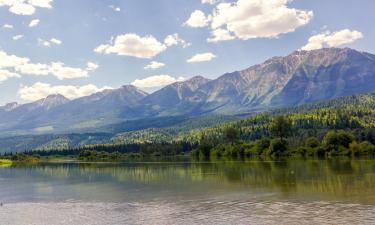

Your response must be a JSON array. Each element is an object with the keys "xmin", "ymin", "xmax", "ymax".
[{"xmin": 0, "ymin": 159, "xmax": 374, "ymax": 224}]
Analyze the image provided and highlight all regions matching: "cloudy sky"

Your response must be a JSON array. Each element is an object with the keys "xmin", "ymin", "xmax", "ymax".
[{"xmin": 0, "ymin": 0, "xmax": 374, "ymax": 104}]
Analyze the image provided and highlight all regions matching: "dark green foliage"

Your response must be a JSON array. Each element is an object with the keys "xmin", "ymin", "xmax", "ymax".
[
  {"xmin": 270, "ymin": 116, "xmax": 293, "ymax": 140},
  {"xmin": 305, "ymin": 137, "xmax": 320, "ymax": 148},
  {"xmin": 323, "ymin": 131, "xmax": 340, "ymax": 152},
  {"xmin": 337, "ymin": 130, "xmax": 355, "ymax": 148},
  {"xmin": 268, "ymin": 139, "xmax": 288, "ymax": 157},
  {"xmin": 253, "ymin": 138, "xmax": 271, "ymax": 155},
  {"xmin": 224, "ymin": 126, "xmax": 239, "ymax": 145},
  {"xmin": 353, "ymin": 141, "xmax": 375, "ymax": 156}
]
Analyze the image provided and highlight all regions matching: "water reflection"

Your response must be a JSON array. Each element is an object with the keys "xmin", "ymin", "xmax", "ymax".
[{"xmin": 0, "ymin": 159, "xmax": 374, "ymax": 204}]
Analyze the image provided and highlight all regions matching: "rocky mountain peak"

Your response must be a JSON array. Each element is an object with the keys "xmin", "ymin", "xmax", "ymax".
[
  {"xmin": 1, "ymin": 102, "xmax": 19, "ymax": 112},
  {"xmin": 37, "ymin": 94, "xmax": 70, "ymax": 109}
]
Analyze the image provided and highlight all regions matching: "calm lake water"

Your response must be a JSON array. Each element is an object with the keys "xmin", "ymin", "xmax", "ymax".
[{"xmin": 0, "ymin": 159, "xmax": 375, "ymax": 225}]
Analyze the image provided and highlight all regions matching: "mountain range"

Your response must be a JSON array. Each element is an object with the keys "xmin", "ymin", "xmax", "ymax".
[{"xmin": 1, "ymin": 47, "xmax": 375, "ymax": 135}]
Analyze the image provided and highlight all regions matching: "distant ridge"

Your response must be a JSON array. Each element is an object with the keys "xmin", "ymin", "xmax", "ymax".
[{"xmin": 1, "ymin": 48, "xmax": 375, "ymax": 134}]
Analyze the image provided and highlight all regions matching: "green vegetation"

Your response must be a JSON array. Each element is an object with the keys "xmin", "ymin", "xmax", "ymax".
[
  {"xmin": 1, "ymin": 153, "xmax": 40, "ymax": 163},
  {"xmin": 0, "ymin": 159, "xmax": 12, "ymax": 166},
  {"xmin": 2, "ymin": 93, "xmax": 375, "ymax": 162}
]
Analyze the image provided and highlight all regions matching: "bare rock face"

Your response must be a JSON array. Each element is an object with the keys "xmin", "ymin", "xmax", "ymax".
[{"xmin": 143, "ymin": 48, "xmax": 375, "ymax": 114}]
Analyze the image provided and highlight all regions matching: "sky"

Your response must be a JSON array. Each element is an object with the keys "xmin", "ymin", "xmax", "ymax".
[{"xmin": 0, "ymin": 0, "xmax": 374, "ymax": 105}]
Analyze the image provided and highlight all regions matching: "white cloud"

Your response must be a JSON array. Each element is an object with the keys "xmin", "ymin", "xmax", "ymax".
[
  {"xmin": 0, "ymin": 50, "xmax": 97, "ymax": 80},
  {"xmin": 18, "ymin": 82, "xmax": 112, "ymax": 101},
  {"xmin": 50, "ymin": 38, "xmax": 62, "ymax": 45},
  {"xmin": 144, "ymin": 61, "xmax": 165, "ymax": 70},
  {"xmin": 29, "ymin": 19, "xmax": 40, "ymax": 27},
  {"xmin": 86, "ymin": 62, "xmax": 99, "ymax": 71},
  {"xmin": 95, "ymin": 34, "xmax": 166, "ymax": 59},
  {"xmin": 38, "ymin": 38, "xmax": 51, "ymax": 47},
  {"xmin": 185, "ymin": 10, "xmax": 210, "ymax": 28},
  {"xmin": 202, "ymin": 0, "xmax": 218, "ymax": 4},
  {"xmin": 28, "ymin": 0, "xmax": 52, "ymax": 8},
  {"xmin": 95, "ymin": 33, "xmax": 187, "ymax": 59},
  {"xmin": 302, "ymin": 29, "xmax": 364, "ymax": 51},
  {"xmin": 0, "ymin": 69, "xmax": 20, "ymax": 83},
  {"xmin": 131, "ymin": 75, "xmax": 185, "ymax": 88},
  {"xmin": 0, "ymin": 0, "xmax": 52, "ymax": 15},
  {"xmin": 187, "ymin": 0, "xmax": 313, "ymax": 42},
  {"xmin": 38, "ymin": 38, "xmax": 62, "ymax": 47},
  {"xmin": 187, "ymin": 52, "xmax": 216, "ymax": 63},
  {"xmin": 49, "ymin": 62, "xmax": 90, "ymax": 80},
  {"xmin": 207, "ymin": 28, "xmax": 235, "ymax": 42},
  {"xmin": 109, "ymin": 5, "xmax": 120, "ymax": 12},
  {"xmin": 12, "ymin": 35, "xmax": 24, "ymax": 40},
  {"xmin": 164, "ymin": 33, "xmax": 190, "ymax": 48},
  {"xmin": 2, "ymin": 24, "xmax": 13, "ymax": 29},
  {"xmin": 9, "ymin": 2, "xmax": 35, "ymax": 15}
]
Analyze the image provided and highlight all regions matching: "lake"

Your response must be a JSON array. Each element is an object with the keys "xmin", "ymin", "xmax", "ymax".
[{"xmin": 0, "ymin": 159, "xmax": 374, "ymax": 224}]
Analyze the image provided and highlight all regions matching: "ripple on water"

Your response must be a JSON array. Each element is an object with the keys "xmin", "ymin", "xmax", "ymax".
[{"xmin": 0, "ymin": 200, "xmax": 374, "ymax": 225}]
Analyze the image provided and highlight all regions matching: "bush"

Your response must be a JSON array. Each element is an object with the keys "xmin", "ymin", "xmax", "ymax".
[
  {"xmin": 305, "ymin": 137, "xmax": 320, "ymax": 148},
  {"xmin": 358, "ymin": 141, "xmax": 375, "ymax": 155},
  {"xmin": 323, "ymin": 130, "xmax": 340, "ymax": 152},
  {"xmin": 210, "ymin": 145, "xmax": 225, "ymax": 158},
  {"xmin": 253, "ymin": 138, "xmax": 271, "ymax": 155},
  {"xmin": 198, "ymin": 141, "xmax": 212, "ymax": 159},
  {"xmin": 337, "ymin": 130, "xmax": 355, "ymax": 148},
  {"xmin": 268, "ymin": 139, "xmax": 288, "ymax": 157},
  {"xmin": 349, "ymin": 141, "xmax": 360, "ymax": 156}
]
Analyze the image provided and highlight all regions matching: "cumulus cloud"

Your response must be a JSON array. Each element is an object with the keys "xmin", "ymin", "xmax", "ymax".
[
  {"xmin": 207, "ymin": 28, "xmax": 235, "ymax": 42},
  {"xmin": 18, "ymin": 82, "xmax": 112, "ymax": 101},
  {"xmin": 164, "ymin": 33, "xmax": 190, "ymax": 48},
  {"xmin": 0, "ymin": 0, "xmax": 53, "ymax": 15},
  {"xmin": 95, "ymin": 34, "xmax": 166, "ymax": 59},
  {"xmin": 0, "ymin": 69, "xmax": 20, "ymax": 83},
  {"xmin": 29, "ymin": 19, "xmax": 40, "ymax": 27},
  {"xmin": 12, "ymin": 35, "xmax": 24, "ymax": 40},
  {"xmin": 2, "ymin": 24, "xmax": 13, "ymax": 29},
  {"xmin": 95, "ymin": 33, "xmax": 188, "ymax": 59},
  {"xmin": 186, "ymin": 0, "xmax": 313, "ymax": 42},
  {"xmin": 0, "ymin": 50, "xmax": 97, "ymax": 81},
  {"xmin": 144, "ymin": 61, "xmax": 165, "ymax": 70},
  {"xmin": 187, "ymin": 52, "xmax": 216, "ymax": 63},
  {"xmin": 302, "ymin": 29, "xmax": 364, "ymax": 51},
  {"xmin": 131, "ymin": 75, "xmax": 185, "ymax": 88},
  {"xmin": 185, "ymin": 10, "xmax": 210, "ymax": 28}
]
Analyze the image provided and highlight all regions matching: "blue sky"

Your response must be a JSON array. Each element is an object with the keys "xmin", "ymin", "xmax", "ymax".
[{"xmin": 0, "ymin": 0, "xmax": 374, "ymax": 104}]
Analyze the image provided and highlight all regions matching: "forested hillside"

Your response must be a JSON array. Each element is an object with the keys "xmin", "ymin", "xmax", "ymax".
[
  {"xmin": 1, "ymin": 93, "xmax": 374, "ymax": 155},
  {"xmin": 186, "ymin": 93, "xmax": 375, "ymax": 144}
]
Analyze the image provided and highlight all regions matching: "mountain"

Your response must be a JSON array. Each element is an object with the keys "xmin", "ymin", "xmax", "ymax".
[
  {"xmin": 0, "ymin": 48, "xmax": 374, "ymax": 134},
  {"xmin": 177, "ymin": 48, "xmax": 375, "ymax": 114},
  {"xmin": 1, "ymin": 92, "xmax": 374, "ymax": 153},
  {"xmin": 141, "ymin": 48, "xmax": 375, "ymax": 115},
  {"xmin": 0, "ymin": 102, "xmax": 19, "ymax": 112},
  {"xmin": 141, "ymin": 76, "xmax": 211, "ymax": 116},
  {"xmin": 0, "ymin": 94, "xmax": 69, "ymax": 132},
  {"xmin": 0, "ymin": 85, "xmax": 148, "ymax": 133}
]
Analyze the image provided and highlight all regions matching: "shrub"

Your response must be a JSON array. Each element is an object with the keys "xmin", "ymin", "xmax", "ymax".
[
  {"xmin": 337, "ymin": 130, "xmax": 355, "ymax": 148},
  {"xmin": 358, "ymin": 141, "xmax": 375, "ymax": 155},
  {"xmin": 268, "ymin": 139, "xmax": 288, "ymax": 157},
  {"xmin": 253, "ymin": 138, "xmax": 271, "ymax": 155},
  {"xmin": 305, "ymin": 137, "xmax": 320, "ymax": 148}
]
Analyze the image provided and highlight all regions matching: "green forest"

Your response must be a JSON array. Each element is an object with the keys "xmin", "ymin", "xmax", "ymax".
[{"xmin": 2, "ymin": 93, "xmax": 375, "ymax": 161}]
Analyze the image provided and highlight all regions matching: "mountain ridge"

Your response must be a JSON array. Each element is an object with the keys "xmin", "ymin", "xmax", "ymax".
[{"xmin": 1, "ymin": 47, "xmax": 374, "ymax": 134}]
